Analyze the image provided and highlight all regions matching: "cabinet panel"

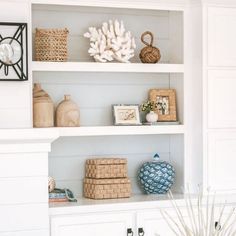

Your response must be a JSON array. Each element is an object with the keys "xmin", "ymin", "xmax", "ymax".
[
  {"xmin": 51, "ymin": 212, "xmax": 134, "ymax": 236},
  {"xmin": 137, "ymin": 209, "xmax": 189, "ymax": 236},
  {"xmin": 0, "ymin": 177, "xmax": 47, "ymax": 204},
  {"xmin": 207, "ymin": 132, "xmax": 236, "ymax": 192},
  {"xmin": 208, "ymin": 7, "xmax": 236, "ymax": 66},
  {"xmin": 0, "ymin": 153, "xmax": 48, "ymax": 177},
  {"xmin": 208, "ymin": 70, "xmax": 236, "ymax": 128},
  {"xmin": 0, "ymin": 230, "xmax": 49, "ymax": 236},
  {"xmin": 0, "ymin": 204, "xmax": 49, "ymax": 231}
]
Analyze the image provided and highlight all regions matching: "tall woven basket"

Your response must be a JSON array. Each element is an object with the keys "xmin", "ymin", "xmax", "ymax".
[{"xmin": 35, "ymin": 28, "xmax": 69, "ymax": 62}]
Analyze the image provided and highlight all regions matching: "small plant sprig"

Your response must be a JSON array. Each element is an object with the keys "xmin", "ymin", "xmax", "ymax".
[{"xmin": 141, "ymin": 100, "xmax": 158, "ymax": 113}]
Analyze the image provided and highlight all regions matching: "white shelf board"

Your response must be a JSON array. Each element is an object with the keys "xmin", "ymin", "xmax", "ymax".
[
  {"xmin": 32, "ymin": 62, "xmax": 184, "ymax": 73},
  {"xmin": 38, "ymin": 125, "xmax": 185, "ymax": 137},
  {"xmin": 49, "ymin": 193, "xmax": 236, "ymax": 216},
  {"xmin": 49, "ymin": 194, "xmax": 186, "ymax": 215}
]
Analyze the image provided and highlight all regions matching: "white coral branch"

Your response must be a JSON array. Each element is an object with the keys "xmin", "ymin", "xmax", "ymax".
[{"xmin": 84, "ymin": 20, "xmax": 136, "ymax": 63}]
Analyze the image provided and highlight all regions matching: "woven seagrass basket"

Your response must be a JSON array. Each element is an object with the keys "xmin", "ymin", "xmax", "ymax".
[
  {"xmin": 85, "ymin": 158, "xmax": 128, "ymax": 179},
  {"xmin": 83, "ymin": 178, "xmax": 131, "ymax": 199},
  {"xmin": 35, "ymin": 28, "xmax": 69, "ymax": 62}
]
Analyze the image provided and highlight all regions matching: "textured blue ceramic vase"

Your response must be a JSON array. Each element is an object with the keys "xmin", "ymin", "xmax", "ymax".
[{"xmin": 138, "ymin": 153, "xmax": 175, "ymax": 194}]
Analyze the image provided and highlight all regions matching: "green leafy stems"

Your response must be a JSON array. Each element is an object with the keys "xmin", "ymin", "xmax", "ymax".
[{"xmin": 141, "ymin": 100, "xmax": 158, "ymax": 113}]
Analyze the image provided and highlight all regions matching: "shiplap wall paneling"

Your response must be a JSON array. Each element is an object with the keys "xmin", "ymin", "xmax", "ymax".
[
  {"xmin": 0, "ymin": 144, "xmax": 50, "ymax": 235},
  {"xmin": 0, "ymin": 1, "xmax": 32, "ymax": 128},
  {"xmin": 33, "ymin": 72, "xmax": 184, "ymax": 126},
  {"xmin": 32, "ymin": 4, "xmax": 183, "ymax": 64},
  {"xmin": 49, "ymin": 134, "xmax": 184, "ymax": 196}
]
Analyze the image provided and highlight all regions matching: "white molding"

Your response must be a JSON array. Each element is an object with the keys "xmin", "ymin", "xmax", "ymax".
[
  {"xmin": 41, "ymin": 125, "xmax": 185, "ymax": 137},
  {"xmin": 32, "ymin": 62, "xmax": 185, "ymax": 73},
  {"xmin": 49, "ymin": 193, "xmax": 236, "ymax": 216},
  {"xmin": 0, "ymin": 129, "xmax": 59, "ymax": 143},
  {"xmin": 202, "ymin": 0, "xmax": 236, "ymax": 7},
  {"xmin": 31, "ymin": 0, "xmax": 188, "ymax": 11},
  {"xmin": 0, "ymin": 126, "xmax": 184, "ymax": 144}
]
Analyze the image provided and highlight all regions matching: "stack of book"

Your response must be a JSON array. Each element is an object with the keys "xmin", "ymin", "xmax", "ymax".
[{"xmin": 49, "ymin": 191, "xmax": 68, "ymax": 203}]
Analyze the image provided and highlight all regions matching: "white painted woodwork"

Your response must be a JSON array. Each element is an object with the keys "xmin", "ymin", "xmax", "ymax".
[
  {"xmin": 208, "ymin": 7, "xmax": 236, "ymax": 67},
  {"xmin": 0, "ymin": 153, "xmax": 48, "ymax": 177},
  {"xmin": 51, "ymin": 212, "xmax": 134, "ymax": 236},
  {"xmin": 0, "ymin": 177, "xmax": 47, "ymax": 205},
  {"xmin": 0, "ymin": 1, "xmax": 32, "ymax": 128},
  {"xmin": 46, "ymin": 125, "xmax": 185, "ymax": 136},
  {"xmin": 0, "ymin": 132, "xmax": 57, "ymax": 235},
  {"xmin": 3, "ymin": 0, "xmax": 236, "ymax": 235},
  {"xmin": 136, "ymin": 209, "xmax": 188, "ymax": 236},
  {"xmin": 32, "ymin": 62, "xmax": 184, "ymax": 73},
  {"xmin": 0, "ymin": 230, "xmax": 49, "ymax": 236},
  {"xmin": 203, "ymin": 4, "xmax": 236, "ymax": 193},
  {"xmin": 207, "ymin": 131, "xmax": 236, "ymax": 192},
  {"xmin": 207, "ymin": 70, "xmax": 236, "ymax": 128},
  {"xmin": 31, "ymin": 0, "xmax": 187, "ymax": 11},
  {"xmin": 0, "ymin": 203, "xmax": 48, "ymax": 232}
]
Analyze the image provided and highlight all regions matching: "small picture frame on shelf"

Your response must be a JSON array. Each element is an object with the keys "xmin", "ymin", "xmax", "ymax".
[
  {"xmin": 149, "ymin": 89, "xmax": 177, "ymax": 121},
  {"xmin": 112, "ymin": 104, "xmax": 142, "ymax": 126}
]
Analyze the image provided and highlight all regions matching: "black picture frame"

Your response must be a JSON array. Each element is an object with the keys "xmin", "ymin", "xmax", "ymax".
[{"xmin": 0, "ymin": 22, "xmax": 28, "ymax": 81}]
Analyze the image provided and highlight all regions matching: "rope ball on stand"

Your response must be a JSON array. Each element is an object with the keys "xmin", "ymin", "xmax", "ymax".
[{"xmin": 139, "ymin": 31, "xmax": 161, "ymax": 63}]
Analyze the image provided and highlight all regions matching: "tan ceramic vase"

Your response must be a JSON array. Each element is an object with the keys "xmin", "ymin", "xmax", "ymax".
[
  {"xmin": 33, "ymin": 83, "xmax": 54, "ymax": 127},
  {"xmin": 56, "ymin": 95, "xmax": 80, "ymax": 127}
]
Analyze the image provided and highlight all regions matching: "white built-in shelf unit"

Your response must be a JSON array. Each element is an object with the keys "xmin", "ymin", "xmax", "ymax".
[{"xmin": 31, "ymin": 0, "xmax": 185, "ymax": 206}]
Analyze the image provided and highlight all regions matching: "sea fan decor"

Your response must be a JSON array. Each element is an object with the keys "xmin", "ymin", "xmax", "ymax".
[
  {"xmin": 161, "ymin": 189, "xmax": 236, "ymax": 236},
  {"xmin": 84, "ymin": 20, "xmax": 136, "ymax": 63}
]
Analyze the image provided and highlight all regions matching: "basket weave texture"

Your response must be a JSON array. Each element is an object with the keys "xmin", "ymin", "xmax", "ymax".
[
  {"xmin": 83, "ymin": 178, "xmax": 131, "ymax": 199},
  {"xmin": 85, "ymin": 158, "xmax": 127, "ymax": 179},
  {"xmin": 84, "ymin": 158, "xmax": 131, "ymax": 199},
  {"xmin": 35, "ymin": 28, "xmax": 69, "ymax": 62}
]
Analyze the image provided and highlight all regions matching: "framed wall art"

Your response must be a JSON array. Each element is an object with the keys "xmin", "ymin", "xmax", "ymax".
[
  {"xmin": 149, "ymin": 89, "xmax": 177, "ymax": 121},
  {"xmin": 112, "ymin": 104, "xmax": 142, "ymax": 125},
  {"xmin": 0, "ymin": 22, "xmax": 28, "ymax": 81}
]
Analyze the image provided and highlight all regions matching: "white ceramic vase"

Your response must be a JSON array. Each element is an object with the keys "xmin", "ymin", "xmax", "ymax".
[{"xmin": 146, "ymin": 111, "xmax": 158, "ymax": 123}]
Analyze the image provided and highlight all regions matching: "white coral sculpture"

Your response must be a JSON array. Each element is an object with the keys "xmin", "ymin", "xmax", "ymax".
[{"xmin": 84, "ymin": 20, "xmax": 136, "ymax": 63}]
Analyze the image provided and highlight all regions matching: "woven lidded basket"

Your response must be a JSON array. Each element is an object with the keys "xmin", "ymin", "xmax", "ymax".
[
  {"xmin": 85, "ymin": 158, "xmax": 127, "ymax": 179},
  {"xmin": 35, "ymin": 28, "xmax": 69, "ymax": 62},
  {"xmin": 83, "ymin": 178, "xmax": 131, "ymax": 199}
]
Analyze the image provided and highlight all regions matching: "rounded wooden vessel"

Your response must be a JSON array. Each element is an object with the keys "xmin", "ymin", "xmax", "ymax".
[
  {"xmin": 33, "ymin": 83, "xmax": 54, "ymax": 128},
  {"xmin": 56, "ymin": 95, "xmax": 80, "ymax": 127}
]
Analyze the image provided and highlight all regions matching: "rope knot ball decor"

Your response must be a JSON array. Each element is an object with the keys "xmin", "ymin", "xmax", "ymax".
[{"xmin": 139, "ymin": 31, "xmax": 161, "ymax": 63}]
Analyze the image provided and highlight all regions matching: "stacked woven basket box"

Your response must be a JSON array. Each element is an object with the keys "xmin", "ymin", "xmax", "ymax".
[{"xmin": 83, "ymin": 158, "xmax": 131, "ymax": 199}]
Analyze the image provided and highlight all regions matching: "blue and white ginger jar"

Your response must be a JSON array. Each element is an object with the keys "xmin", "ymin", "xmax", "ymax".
[{"xmin": 138, "ymin": 153, "xmax": 175, "ymax": 194}]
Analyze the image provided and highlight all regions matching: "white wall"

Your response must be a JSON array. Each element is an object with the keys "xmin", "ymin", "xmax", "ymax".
[{"xmin": 0, "ymin": 0, "xmax": 32, "ymax": 128}]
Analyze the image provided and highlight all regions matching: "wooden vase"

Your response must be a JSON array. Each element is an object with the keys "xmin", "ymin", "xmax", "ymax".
[
  {"xmin": 56, "ymin": 95, "xmax": 80, "ymax": 127},
  {"xmin": 33, "ymin": 83, "xmax": 54, "ymax": 128}
]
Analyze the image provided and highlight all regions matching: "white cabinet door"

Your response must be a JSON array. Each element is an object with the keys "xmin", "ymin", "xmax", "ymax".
[
  {"xmin": 207, "ymin": 132, "xmax": 236, "ymax": 192},
  {"xmin": 207, "ymin": 70, "xmax": 236, "ymax": 128},
  {"xmin": 137, "ymin": 208, "xmax": 189, "ymax": 236},
  {"xmin": 208, "ymin": 7, "xmax": 236, "ymax": 66},
  {"xmin": 51, "ymin": 212, "xmax": 134, "ymax": 236}
]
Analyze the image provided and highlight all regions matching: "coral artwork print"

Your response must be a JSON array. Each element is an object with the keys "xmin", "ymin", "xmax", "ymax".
[{"xmin": 117, "ymin": 109, "xmax": 136, "ymax": 121}]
